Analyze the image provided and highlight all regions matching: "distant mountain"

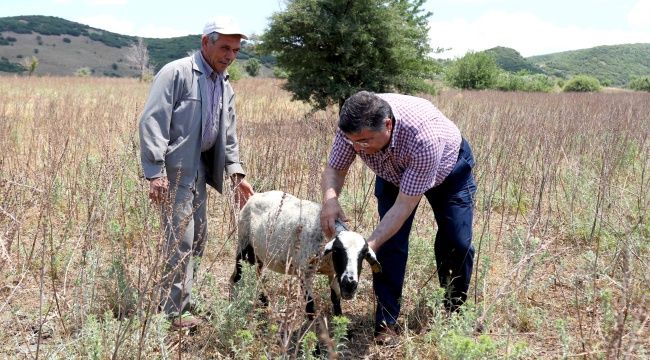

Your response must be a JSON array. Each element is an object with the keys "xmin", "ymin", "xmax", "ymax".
[
  {"xmin": 0, "ymin": 15, "xmax": 268, "ymax": 77},
  {"xmin": 527, "ymin": 43, "xmax": 650, "ymax": 87},
  {"xmin": 2, "ymin": 15, "xmax": 648, "ymax": 86},
  {"xmin": 483, "ymin": 46, "xmax": 545, "ymax": 74}
]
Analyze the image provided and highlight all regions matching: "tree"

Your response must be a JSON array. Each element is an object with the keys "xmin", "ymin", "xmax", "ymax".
[
  {"xmin": 629, "ymin": 76, "xmax": 650, "ymax": 92},
  {"xmin": 444, "ymin": 51, "xmax": 499, "ymax": 90},
  {"xmin": 125, "ymin": 37, "xmax": 152, "ymax": 81},
  {"xmin": 23, "ymin": 56, "xmax": 39, "ymax": 76},
  {"xmin": 75, "ymin": 67, "xmax": 92, "ymax": 77},
  {"xmin": 244, "ymin": 58, "xmax": 261, "ymax": 77},
  {"xmin": 260, "ymin": 0, "xmax": 438, "ymax": 110},
  {"xmin": 563, "ymin": 75, "xmax": 601, "ymax": 92}
]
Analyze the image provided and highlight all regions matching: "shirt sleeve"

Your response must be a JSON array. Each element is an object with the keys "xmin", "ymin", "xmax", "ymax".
[{"xmin": 327, "ymin": 129, "xmax": 356, "ymax": 171}]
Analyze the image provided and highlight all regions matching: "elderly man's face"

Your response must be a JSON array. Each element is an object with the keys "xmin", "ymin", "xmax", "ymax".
[{"xmin": 201, "ymin": 34, "xmax": 242, "ymax": 73}]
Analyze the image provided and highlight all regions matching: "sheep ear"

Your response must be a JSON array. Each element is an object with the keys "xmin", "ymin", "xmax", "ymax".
[
  {"xmin": 322, "ymin": 239, "xmax": 336, "ymax": 256},
  {"xmin": 365, "ymin": 248, "xmax": 382, "ymax": 273}
]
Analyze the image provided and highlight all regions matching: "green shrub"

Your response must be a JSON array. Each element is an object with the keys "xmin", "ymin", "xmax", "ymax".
[
  {"xmin": 300, "ymin": 331, "xmax": 319, "ymax": 360},
  {"xmin": 445, "ymin": 51, "xmax": 499, "ymax": 90},
  {"xmin": 273, "ymin": 66, "xmax": 288, "ymax": 79},
  {"xmin": 244, "ymin": 58, "xmax": 261, "ymax": 77},
  {"xmin": 629, "ymin": 76, "xmax": 650, "ymax": 92},
  {"xmin": 227, "ymin": 61, "xmax": 245, "ymax": 81},
  {"xmin": 0, "ymin": 58, "xmax": 25, "ymax": 73},
  {"xmin": 75, "ymin": 67, "xmax": 92, "ymax": 77},
  {"xmin": 495, "ymin": 72, "xmax": 555, "ymax": 92},
  {"xmin": 563, "ymin": 75, "xmax": 601, "ymax": 92}
]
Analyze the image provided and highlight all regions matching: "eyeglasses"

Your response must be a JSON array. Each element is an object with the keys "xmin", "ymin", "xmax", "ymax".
[{"xmin": 342, "ymin": 137, "xmax": 370, "ymax": 148}]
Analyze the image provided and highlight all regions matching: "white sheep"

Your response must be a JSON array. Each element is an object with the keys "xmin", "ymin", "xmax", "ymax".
[{"xmin": 230, "ymin": 190, "xmax": 381, "ymax": 317}]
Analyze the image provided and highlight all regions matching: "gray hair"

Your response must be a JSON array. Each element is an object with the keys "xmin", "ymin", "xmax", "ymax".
[
  {"xmin": 206, "ymin": 32, "xmax": 220, "ymax": 44},
  {"xmin": 338, "ymin": 91, "xmax": 393, "ymax": 134}
]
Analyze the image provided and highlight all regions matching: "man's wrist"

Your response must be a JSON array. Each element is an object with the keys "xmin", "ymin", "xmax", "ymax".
[{"xmin": 322, "ymin": 189, "xmax": 338, "ymax": 203}]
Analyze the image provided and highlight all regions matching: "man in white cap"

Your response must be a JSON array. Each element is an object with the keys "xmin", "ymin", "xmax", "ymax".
[{"xmin": 139, "ymin": 16, "xmax": 254, "ymax": 330}]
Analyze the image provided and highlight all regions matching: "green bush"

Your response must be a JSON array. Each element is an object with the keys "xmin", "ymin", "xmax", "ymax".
[
  {"xmin": 495, "ymin": 72, "xmax": 555, "ymax": 92},
  {"xmin": 445, "ymin": 51, "xmax": 499, "ymax": 90},
  {"xmin": 273, "ymin": 66, "xmax": 288, "ymax": 79},
  {"xmin": 75, "ymin": 67, "xmax": 92, "ymax": 77},
  {"xmin": 629, "ymin": 76, "xmax": 650, "ymax": 92},
  {"xmin": 563, "ymin": 75, "xmax": 601, "ymax": 92},
  {"xmin": 227, "ymin": 61, "xmax": 244, "ymax": 81},
  {"xmin": 244, "ymin": 58, "xmax": 261, "ymax": 77}
]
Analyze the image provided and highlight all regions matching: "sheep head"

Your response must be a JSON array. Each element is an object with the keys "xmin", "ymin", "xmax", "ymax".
[{"xmin": 323, "ymin": 230, "xmax": 382, "ymax": 300}]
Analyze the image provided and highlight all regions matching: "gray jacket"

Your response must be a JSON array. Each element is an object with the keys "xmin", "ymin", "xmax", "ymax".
[{"xmin": 139, "ymin": 51, "xmax": 245, "ymax": 193}]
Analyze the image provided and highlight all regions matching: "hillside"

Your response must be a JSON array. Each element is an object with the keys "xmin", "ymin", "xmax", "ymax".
[
  {"xmin": 527, "ymin": 43, "xmax": 650, "ymax": 86},
  {"xmin": 483, "ymin": 46, "xmax": 545, "ymax": 74},
  {"xmin": 0, "ymin": 15, "xmax": 268, "ymax": 77},
  {"xmin": 2, "ymin": 16, "xmax": 648, "ymax": 85}
]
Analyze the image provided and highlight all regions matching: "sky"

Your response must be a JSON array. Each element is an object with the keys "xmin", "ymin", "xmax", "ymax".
[{"xmin": 1, "ymin": 0, "xmax": 649, "ymax": 58}]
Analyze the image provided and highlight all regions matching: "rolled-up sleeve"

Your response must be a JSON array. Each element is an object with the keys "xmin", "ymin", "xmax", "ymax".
[{"xmin": 327, "ymin": 129, "xmax": 356, "ymax": 171}]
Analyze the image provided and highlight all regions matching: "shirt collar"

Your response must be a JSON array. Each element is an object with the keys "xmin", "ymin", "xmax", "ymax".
[{"xmin": 199, "ymin": 52, "xmax": 222, "ymax": 81}]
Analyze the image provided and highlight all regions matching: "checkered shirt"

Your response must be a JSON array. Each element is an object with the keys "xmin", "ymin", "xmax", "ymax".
[{"xmin": 328, "ymin": 93, "xmax": 462, "ymax": 196}]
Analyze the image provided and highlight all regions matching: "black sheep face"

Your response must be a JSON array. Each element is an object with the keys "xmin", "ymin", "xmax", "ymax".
[{"xmin": 323, "ymin": 231, "xmax": 382, "ymax": 300}]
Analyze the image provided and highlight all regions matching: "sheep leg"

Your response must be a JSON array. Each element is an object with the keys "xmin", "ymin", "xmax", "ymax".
[
  {"xmin": 330, "ymin": 288, "xmax": 342, "ymax": 316},
  {"xmin": 230, "ymin": 244, "xmax": 256, "ymax": 284},
  {"xmin": 329, "ymin": 274, "xmax": 342, "ymax": 316},
  {"xmin": 305, "ymin": 292, "xmax": 316, "ymax": 320},
  {"xmin": 300, "ymin": 273, "xmax": 317, "ymax": 320},
  {"xmin": 230, "ymin": 245, "xmax": 270, "ymax": 306}
]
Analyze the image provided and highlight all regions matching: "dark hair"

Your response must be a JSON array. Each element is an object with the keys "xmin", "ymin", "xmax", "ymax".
[{"xmin": 338, "ymin": 91, "xmax": 393, "ymax": 134}]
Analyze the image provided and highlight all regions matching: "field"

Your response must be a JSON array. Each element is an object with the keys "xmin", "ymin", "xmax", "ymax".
[{"xmin": 1, "ymin": 76, "xmax": 649, "ymax": 359}]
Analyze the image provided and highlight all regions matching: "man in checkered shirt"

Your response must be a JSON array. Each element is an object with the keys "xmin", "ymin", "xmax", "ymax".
[{"xmin": 320, "ymin": 91, "xmax": 477, "ymax": 344}]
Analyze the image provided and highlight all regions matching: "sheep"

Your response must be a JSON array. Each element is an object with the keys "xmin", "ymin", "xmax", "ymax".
[{"xmin": 230, "ymin": 190, "xmax": 381, "ymax": 317}]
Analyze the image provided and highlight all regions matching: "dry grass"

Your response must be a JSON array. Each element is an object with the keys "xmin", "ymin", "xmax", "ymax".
[{"xmin": 1, "ymin": 76, "xmax": 649, "ymax": 359}]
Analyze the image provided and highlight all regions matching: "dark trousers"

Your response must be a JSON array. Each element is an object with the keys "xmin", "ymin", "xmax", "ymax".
[{"xmin": 373, "ymin": 138, "xmax": 477, "ymax": 327}]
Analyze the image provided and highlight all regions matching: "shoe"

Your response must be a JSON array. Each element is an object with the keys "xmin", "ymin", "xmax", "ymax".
[
  {"xmin": 169, "ymin": 312, "xmax": 201, "ymax": 330},
  {"xmin": 374, "ymin": 322, "xmax": 400, "ymax": 346}
]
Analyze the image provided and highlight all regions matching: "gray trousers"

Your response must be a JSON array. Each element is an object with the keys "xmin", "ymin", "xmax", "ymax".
[{"xmin": 160, "ymin": 160, "xmax": 208, "ymax": 316}]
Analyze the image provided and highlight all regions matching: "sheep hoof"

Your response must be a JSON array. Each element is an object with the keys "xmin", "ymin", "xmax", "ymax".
[{"xmin": 258, "ymin": 293, "xmax": 269, "ymax": 307}]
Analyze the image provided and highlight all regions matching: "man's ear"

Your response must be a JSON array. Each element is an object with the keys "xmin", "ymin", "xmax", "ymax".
[{"xmin": 365, "ymin": 248, "xmax": 382, "ymax": 273}]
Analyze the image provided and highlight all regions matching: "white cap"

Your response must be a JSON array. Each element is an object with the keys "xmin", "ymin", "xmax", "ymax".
[{"xmin": 203, "ymin": 16, "xmax": 248, "ymax": 39}]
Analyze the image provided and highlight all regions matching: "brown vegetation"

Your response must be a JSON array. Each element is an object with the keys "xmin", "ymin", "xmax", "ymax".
[{"xmin": 1, "ymin": 76, "xmax": 648, "ymax": 359}]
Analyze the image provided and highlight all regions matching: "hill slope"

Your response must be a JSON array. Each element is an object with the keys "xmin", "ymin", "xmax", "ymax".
[
  {"xmin": 483, "ymin": 46, "xmax": 545, "ymax": 74},
  {"xmin": 527, "ymin": 43, "xmax": 650, "ymax": 86},
  {"xmin": 0, "ymin": 15, "xmax": 265, "ymax": 77},
  {"xmin": 2, "ymin": 15, "xmax": 648, "ymax": 85}
]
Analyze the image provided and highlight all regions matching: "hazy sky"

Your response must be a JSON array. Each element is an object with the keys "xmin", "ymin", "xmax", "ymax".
[{"xmin": 2, "ymin": 0, "xmax": 649, "ymax": 58}]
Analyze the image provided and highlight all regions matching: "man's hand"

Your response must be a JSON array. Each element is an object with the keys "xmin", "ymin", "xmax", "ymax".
[
  {"xmin": 232, "ymin": 175, "xmax": 254, "ymax": 209},
  {"xmin": 321, "ymin": 165, "xmax": 349, "ymax": 238},
  {"xmin": 148, "ymin": 177, "xmax": 169, "ymax": 204},
  {"xmin": 320, "ymin": 197, "xmax": 348, "ymax": 238}
]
